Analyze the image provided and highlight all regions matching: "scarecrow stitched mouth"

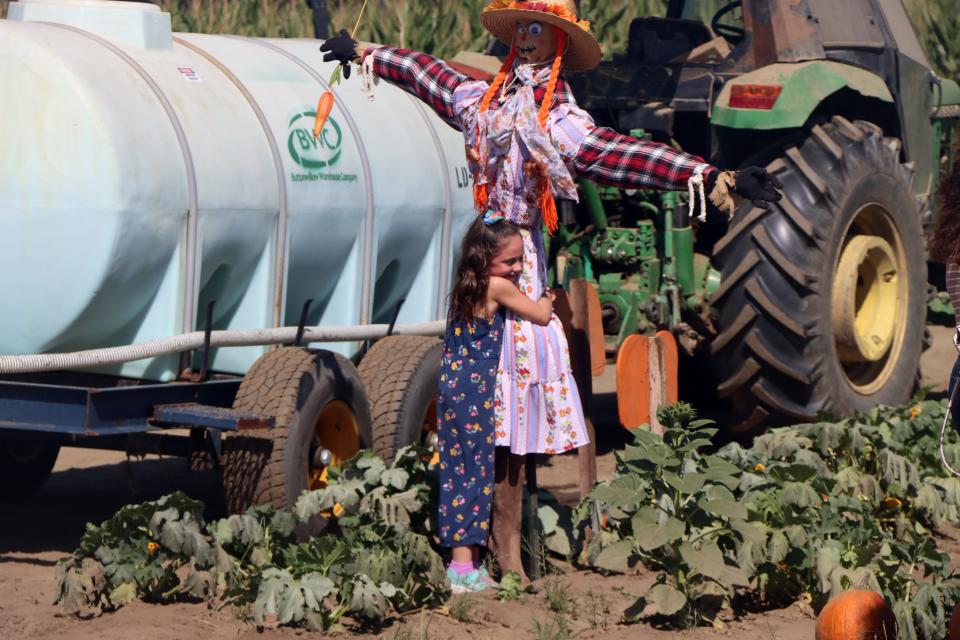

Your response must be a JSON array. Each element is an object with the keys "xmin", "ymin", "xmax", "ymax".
[{"xmin": 518, "ymin": 46, "xmax": 537, "ymax": 55}]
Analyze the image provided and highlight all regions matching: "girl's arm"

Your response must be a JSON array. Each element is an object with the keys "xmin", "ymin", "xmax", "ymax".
[{"xmin": 489, "ymin": 277, "xmax": 553, "ymax": 326}]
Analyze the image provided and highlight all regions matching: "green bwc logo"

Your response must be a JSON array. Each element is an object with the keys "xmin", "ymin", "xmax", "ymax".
[{"xmin": 288, "ymin": 110, "xmax": 343, "ymax": 169}]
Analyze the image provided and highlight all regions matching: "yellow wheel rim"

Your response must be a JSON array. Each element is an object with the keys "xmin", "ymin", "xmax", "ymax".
[
  {"xmin": 308, "ymin": 400, "xmax": 360, "ymax": 490},
  {"xmin": 422, "ymin": 398, "xmax": 440, "ymax": 466},
  {"xmin": 831, "ymin": 205, "xmax": 908, "ymax": 394}
]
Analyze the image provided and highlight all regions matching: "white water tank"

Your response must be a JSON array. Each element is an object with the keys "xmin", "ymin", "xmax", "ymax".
[{"xmin": 0, "ymin": 0, "xmax": 474, "ymax": 379}]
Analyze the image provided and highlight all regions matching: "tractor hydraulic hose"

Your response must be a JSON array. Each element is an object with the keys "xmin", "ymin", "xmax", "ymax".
[
  {"xmin": 580, "ymin": 179, "xmax": 608, "ymax": 232},
  {"xmin": 0, "ymin": 321, "xmax": 446, "ymax": 375}
]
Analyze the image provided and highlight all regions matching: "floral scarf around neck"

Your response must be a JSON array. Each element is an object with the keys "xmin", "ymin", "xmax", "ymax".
[{"xmin": 474, "ymin": 63, "xmax": 579, "ymax": 208}]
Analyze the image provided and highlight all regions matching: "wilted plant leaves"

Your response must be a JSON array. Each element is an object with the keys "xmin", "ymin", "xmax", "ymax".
[
  {"xmin": 680, "ymin": 541, "xmax": 726, "ymax": 583},
  {"xmin": 360, "ymin": 486, "xmax": 423, "ymax": 526},
  {"xmin": 766, "ymin": 531, "xmax": 789, "ymax": 564},
  {"xmin": 780, "ymin": 482, "xmax": 822, "ymax": 509},
  {"xmin": 698, "ymin": 498, "xmax": 747, "ymax": 521},
  {"xmin": 589, "ymin": 475, "xmax": 646, "ymax": 508},
  {"xmin": 640, "ymin": 583, "xmax": 688, "ymax": 616},
  {"xmin": 631, "ymin": 507, "xmax": 685, "ymax": 551},
  {"xmin": 496, "ymin": 571, "xmax": 533, "ymax": 601},
  {"xmin": 213, "ymin": 515, "xmax": 258, "ymax": 546},
  {"xmin": 254, "ymin": 568, "xmax": 293, "ymax": 624},
  {"xmin": 729, "ymin": 518, "xmax": 765, "ymax": 543},
  {"xmin": 300, "ymin": 573, "xmax": 335, "ymax": 610},
  {"xmin": 768, "ymin": 464, "xmax": 818, "ymax": 483},
  {"xmin": 108, "ymin": 582, "xmax": 137, "ymax": 606},
  {"xmin": 593, "ymin": 539, "xmax": 635, "ymax": 573},
  {"xmin": 183, "ymin": 570, "xmax": 215, "ymax": 600},
  {"xmin": 379, "ymin": 468, "xmax": 410, "ymax": 490},
  {"xmin": 57, "ymin": 558, "xmax": 106, "ymax": 615},
  {"xmin": 350, "ymin": 575, "xmax": 390, "ymax": 620}
]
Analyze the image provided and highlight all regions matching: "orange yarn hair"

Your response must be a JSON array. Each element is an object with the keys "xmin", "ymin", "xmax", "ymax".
[
  {"xmin": 473, "ymin": 45, "xmax": 519, "ymax": 213},
  {"xmin": 538, "ymin": 30, "xmax": 567, "ymax": 234},
  {"xmin": 472, "ymin": 29, "xmax": 568, "ymax": 235}
]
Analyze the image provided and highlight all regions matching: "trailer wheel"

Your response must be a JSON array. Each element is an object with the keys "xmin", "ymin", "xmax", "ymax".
[
  {"xmin": 711, "ymin": 117, "xmax": 925, "ymax": 433},
  {"xmin": 0, "ymin": 438, "xmax": 59, "ymax": 500},
  {"xmin": 221, "ymin": 347, "xmax": 372, "ymax": 513},
  {"xmin": 357, "ymin": 336, "xmax": 442, "ymax": 463}
]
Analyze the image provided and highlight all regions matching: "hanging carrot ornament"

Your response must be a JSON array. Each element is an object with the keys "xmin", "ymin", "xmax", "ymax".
[
  {"xmin": 313, "ymin": 0, "xmax": 369, "ymax": 139},
  {"xmin": 313, "ymin": 90, "xmax": 335, "ymax": 139}
]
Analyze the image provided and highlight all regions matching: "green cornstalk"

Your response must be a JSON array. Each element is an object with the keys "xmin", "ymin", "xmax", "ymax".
[{"xmin": 0, "ymin": 1, "xmax": 955, "ymax": 81}]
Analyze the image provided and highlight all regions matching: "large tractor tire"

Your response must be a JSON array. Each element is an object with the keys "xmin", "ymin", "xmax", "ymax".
[
  {"xmin": 357, "ymin": 335, "xmax": 442, "ymax": 463},
  {"xmin": 0, "ymin": 437, "xmax": 59, "ymax": 500},
  {"xmin": 711, "ymin": 116, "xmax": 926, "ymax": 433},
  {"xmin": 221, "ymin": 347, "xmax": 372, "ymax": 513}
]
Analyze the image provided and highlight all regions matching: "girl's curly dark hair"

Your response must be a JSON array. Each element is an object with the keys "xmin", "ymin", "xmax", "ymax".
[
  {"xmin": 929, "ymin": 150, "xmax": 960, "ymax": 264},
  {"xmin": 448, "ymin": 216, "xmax": 521, "ymax": 322}
]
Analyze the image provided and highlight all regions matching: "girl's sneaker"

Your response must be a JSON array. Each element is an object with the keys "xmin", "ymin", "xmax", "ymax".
[{"xmin": 447, "ymin": 566, "xmax": 492, "ymax": 594}]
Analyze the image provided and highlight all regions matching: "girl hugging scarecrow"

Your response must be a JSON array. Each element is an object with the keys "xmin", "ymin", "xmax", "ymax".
[{"xmin": 321, "ymin": 0, "xmax": 782, "ymax": 588}]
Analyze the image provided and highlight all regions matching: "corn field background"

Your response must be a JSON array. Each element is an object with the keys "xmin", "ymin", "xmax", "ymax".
[{"xmin": 0, "ymin": 0, "xmax": 957, "ymax": 76}]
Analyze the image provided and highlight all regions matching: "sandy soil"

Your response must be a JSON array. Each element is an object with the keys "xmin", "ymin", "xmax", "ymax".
[{"xmin": 1, "ymin": 326, "xmax": 956, "ymax": 640}]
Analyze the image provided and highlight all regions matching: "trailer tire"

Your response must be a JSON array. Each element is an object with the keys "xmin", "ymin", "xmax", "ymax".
[
  {"xmin": 711, "ymin": 117, "xmax": 925, "ymax": 433},
  {"xmin": 221, "ymin": 347, "xmax": 372, "ymax": 513},
  {"xmin": 358, "ymin": 336, "xmax": 442, "ymax": 462},
  {"xmin": 0, "ymin": 438, "xmax": 59, "ymax": 500}
]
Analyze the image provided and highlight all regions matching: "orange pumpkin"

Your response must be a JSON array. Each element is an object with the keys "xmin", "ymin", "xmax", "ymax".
[
  {"xmin": 949, "ymin": 603, "xmax": 960, "ymax": 640},
  {"xmin": 815, "ymin": 590, "xmax": 897, "ymax": 640}
]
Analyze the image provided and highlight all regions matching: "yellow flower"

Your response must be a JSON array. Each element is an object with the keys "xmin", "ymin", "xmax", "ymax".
[
  {"xmin": 147, "ymin": 541, "xmax": 160, "ymax": 555},
  {"xmin": 753, "ymin": 463, "xmax": 766, "ymax": 472},
  {"xmin": 454, "ymin": 327, "xmax": 461, "ymax": 336},
  {"xmin": 333, "ymin": 502, "xmax": 345, "ymax": 518},
  {"xmin": 910, "ymin": 406, "xmax": 923, "ymax": 420},
  {"xmin": 884, "ymin": 496, "xmax": 902, "ymax": 509}
]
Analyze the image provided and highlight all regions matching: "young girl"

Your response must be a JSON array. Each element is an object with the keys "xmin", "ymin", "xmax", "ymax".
[{"xmin": 438, "ymin": 210, "xmax": 553, "ymax": 593}]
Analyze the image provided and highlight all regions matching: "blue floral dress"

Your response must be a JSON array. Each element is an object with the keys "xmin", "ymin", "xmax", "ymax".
[{"xmin": 437, "ymin": 311, "xmax": 504, "ymax": 547}]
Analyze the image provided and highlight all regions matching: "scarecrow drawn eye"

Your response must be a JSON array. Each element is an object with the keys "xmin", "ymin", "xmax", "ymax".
[
  {"xmin": 528, "ymin": 22, "xmax": 543, "ymax": 36},
  {"xmin": 516, "ymin": 24, "xmax": 526, "ymax": 36}
]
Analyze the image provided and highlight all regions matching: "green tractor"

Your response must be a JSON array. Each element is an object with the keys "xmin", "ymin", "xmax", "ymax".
[{"xmin": 558, "ymin": 0, "xmax": 960, "ymax": 432}]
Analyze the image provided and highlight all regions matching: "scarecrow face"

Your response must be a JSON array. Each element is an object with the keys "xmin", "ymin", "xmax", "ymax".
[{"xmin": 513, "ymin": 20, "xmax": 558, "ymax": 64}]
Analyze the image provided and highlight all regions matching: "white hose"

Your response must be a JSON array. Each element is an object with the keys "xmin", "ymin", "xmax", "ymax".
[{"xmin": 0, "ymin": 321, "xmax": 446, "ymax": 375}]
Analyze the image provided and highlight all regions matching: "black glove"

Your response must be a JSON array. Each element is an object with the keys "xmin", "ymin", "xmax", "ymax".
[
  {"xmin": 734, "ymin": 166, "xmax": 783, "ymax": 209},
  {"xmin": 319, "ymin": 29, "xmax": 358, "ymax": 79}
]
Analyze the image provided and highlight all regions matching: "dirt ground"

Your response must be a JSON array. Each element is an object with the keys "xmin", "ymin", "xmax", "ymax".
[{"xmin": 1, "ymin": 326, "xmax": 957, "ymax": 640}]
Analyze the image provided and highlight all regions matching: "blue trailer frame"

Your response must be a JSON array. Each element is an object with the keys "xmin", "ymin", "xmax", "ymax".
[{"xmin": 0, "ymin": 377, "xmax": 273, "ymax": 460}]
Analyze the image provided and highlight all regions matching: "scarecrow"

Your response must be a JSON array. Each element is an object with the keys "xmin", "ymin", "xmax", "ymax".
[{"xmin": 321, "ymin": 0, "xmax": 782, "ymax": 579}]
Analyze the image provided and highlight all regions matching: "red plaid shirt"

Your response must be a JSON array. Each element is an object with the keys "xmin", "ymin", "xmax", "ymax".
[{"xmin": 369, "ymin": 46, "xmax": 715, "ymax": 191}]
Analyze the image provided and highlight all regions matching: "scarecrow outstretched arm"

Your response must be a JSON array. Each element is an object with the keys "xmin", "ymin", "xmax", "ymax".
[
  {"xmin": 571, "ymin": 126, "xmax": 715, "ymax": 191},
  {"xmin": 364, "ymin": 46, "xmax": 471, "ymax": 130}
]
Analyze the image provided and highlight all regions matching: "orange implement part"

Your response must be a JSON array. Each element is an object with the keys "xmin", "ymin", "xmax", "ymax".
[
  {"xmin": 586, "ymin": 282, "xmax": 605, "ymax": 376},
  {"xmin": 656, "ymin": 330, "xmax": 679, "ymax": 403},
  {"xmin": 616, "ymin": 334, "xmax": 650, "ymax": 430},
  {"xmin": 567, "ymin": 279, "xmax": 605, "ymax": 376}
]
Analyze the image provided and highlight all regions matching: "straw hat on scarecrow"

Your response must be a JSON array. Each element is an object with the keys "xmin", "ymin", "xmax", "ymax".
[{"xmin": 480, "ymin": 0, "xmax": 602, "ymax": 72}]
